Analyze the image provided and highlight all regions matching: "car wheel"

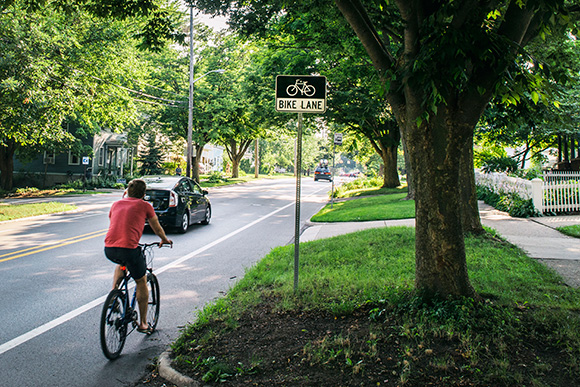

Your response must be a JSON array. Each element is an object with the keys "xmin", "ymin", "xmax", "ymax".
[
  {"xmin": 177, "ymin": 212, "xmax": 189, "ymax": 234},
  {"xmin": 200, "ymin": 206, "xmax": 211, "ymax": 225}
]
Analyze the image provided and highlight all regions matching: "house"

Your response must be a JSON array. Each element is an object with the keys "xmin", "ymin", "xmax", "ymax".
[
  {"xmin": 12, "ymin": 125, "xmax": 225, "ymax": 187},
  {"xmin": 13, "ymin": 128, "xmax": 132, "ymax": 188},
  {"xmin": 200, "ymin": 143, "xmax": 224, "ymax": 173}
]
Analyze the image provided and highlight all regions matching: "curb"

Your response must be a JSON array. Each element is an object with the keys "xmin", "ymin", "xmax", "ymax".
[{"xmin": 158, "ymin": 350, "xmax": 200, "ymax": 387}]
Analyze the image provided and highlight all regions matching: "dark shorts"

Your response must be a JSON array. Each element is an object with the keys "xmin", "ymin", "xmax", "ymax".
[{"xmin": 104, "ymin": 247, "xmax": 147, "ymax": 280}]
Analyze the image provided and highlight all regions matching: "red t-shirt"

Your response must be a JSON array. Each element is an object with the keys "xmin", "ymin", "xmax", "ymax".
[{"xmin": 105, "ymin": 197, "xmax": 156, "ymax": 249}]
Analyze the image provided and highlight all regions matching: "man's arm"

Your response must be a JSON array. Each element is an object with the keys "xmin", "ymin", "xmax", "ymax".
[{"xmin": 148, "ymin": 215, "xmax": 172, "ymax": 247}]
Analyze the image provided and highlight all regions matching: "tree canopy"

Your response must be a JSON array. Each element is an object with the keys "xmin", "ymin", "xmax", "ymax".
[
  {"xmin": 191, "ymin": 0, "xmax": 580, "ymax": 298},
  {"xmin": 0, "ymin": 2, "xmax": 149, "ymax": 189}
]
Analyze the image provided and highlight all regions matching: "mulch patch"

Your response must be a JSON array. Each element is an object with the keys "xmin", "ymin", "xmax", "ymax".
[{"xmin": 137, "ymin": 300, "xmax": 577, "ymax": 387}]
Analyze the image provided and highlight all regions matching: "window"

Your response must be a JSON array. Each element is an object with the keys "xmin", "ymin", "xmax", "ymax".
[
  {"xmin": 98, "ymin": 147, "xmax": 105, "ymax": 166},
  {"xmin": 43, "ymin": 152, "xmax": 55, "ymax": 165},
  {"xmin": 68, "ymin": 152, "xmax": 80, "ymax": 165}
]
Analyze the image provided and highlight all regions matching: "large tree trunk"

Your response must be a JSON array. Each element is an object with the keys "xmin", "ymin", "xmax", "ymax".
[
  {"xmin": 400, "ymin": 135, "xmax": 414, "ymax": 199},
  {"xmin": 224, "ymin": 139, "xmax": 253, "ymax": 179},
  {"xmin": 407, "ymin": 109, "xmax": 476, "ymax": 299},
  {"xmin": 0, "ymin": 140, "xmax": 16, "ymax": 191},
  {"xmin": 381, "ymin": 145, "xmax": 400, "ymax": 188},
  {"xmin": 336, "ymin": 0, "xmax": 537, "ymax": 299},
  {"xmin": 192, "ymin": 145, "xmax": 204, "ymax": 183},
  {"xmin": 460, "ymin": 133, "xmax": 484, "ymax": 234}
]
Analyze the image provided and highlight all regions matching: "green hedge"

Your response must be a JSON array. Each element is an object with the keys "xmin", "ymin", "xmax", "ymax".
[{"xmin": 477, "ymin": 185, "xmax": 539, "ymax": 218}]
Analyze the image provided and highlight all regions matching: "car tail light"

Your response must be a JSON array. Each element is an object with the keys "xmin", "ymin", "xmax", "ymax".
[{"xmin": 169, "ymin": 190, "xmax": 178, "ymax": 207}]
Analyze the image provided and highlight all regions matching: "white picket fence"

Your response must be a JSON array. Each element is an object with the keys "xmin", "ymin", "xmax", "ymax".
[{"xmin": 475, "ymin": 171, "xmax": 580, "ymax": 214}]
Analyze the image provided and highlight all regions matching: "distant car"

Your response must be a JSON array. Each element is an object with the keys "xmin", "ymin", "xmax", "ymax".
[
  {"xmin": 314, "ymin": 166, "xmax": 332, "ymax": 182},
  {"xmin": 142, "ymin": 175, "xmax": 211, "ymax": 233}
]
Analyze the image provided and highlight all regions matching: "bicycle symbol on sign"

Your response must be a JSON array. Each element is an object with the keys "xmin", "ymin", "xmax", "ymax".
[{"xmin": 286, "ymin": 79, "xmax": 316, "ymax": 97}]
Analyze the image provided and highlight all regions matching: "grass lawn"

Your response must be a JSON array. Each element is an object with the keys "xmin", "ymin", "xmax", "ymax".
[
  {"xmin": 169, "ymin": 227, "xmax": 580, "ymax": 386},
  {"xmin": 163, "ymin": 181, "xmax": 580, "ymax": 386},
  {"xmin": 336, "ymin": 185, "xmax": 408, "ymax": 198},
  {"xmin": 311, "ymin": 192, "xmax": 415, "ymax": 222},
  {"xmin": 557, "ymin": 224, "xmax": 580, "ymax": 238},
  {"xmin": 0, "ymin": 202, "xmax": 77, "ymax": 221}
]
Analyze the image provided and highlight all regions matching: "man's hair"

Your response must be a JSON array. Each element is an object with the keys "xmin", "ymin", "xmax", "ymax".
[{"xmin": 127, "ymin": 179, "xmax": 147, "ymax": 198}]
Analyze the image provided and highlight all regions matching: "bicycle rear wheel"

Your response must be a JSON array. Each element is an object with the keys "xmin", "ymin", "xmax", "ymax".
[
  {"xmin": 100, "ymin": 289, "xmax": 128, "ymax": 360},
  {"xmin": 146, "ymin": 273, "xmax": 160, "ymax": 330}
]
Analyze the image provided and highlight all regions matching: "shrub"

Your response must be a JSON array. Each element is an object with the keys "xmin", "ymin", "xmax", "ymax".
[
  {"xmin": 481, "ymin": 156, "xmax": 518, "ymax": 173},
  {"xmin": 207, "ymin": 171, "xmax": 227, "ymax": 183},
  {"xmin": 15, "ymin": 187, "xmax": 40, "ymax": 194},
  {"xmin": 477, "ymin": 185, "xmax": 539, "ymax": 218},
  {"xmin": 333, "ymin": 176, "xmax": 382, "ymax": 197}
]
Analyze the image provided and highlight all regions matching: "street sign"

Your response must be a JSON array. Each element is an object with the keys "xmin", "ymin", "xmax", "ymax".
[
  {"xmin": 82, "ymin": 157, "xmax": 90, "ymax": 165},
  {"xmin": 334, "ymin": 133, "xmax": 343, "ymax": 146},
  {"xmin": 275, "ymin": 75, "xmax": 327, "ymax": 113}
]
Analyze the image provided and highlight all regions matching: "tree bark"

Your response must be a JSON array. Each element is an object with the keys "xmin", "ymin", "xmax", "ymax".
[
  {"xmin": 192, "ymin": 145, "xmax": 204, "ymax": 183},
  {"xmin": 406, "ymin": 107, "xmax": 477, "ymax": 298},
  {"xmin": 0, "ymin": 140, "xmax": 16, "ymax": 191},
  {"xmin": 224, "ymin": 138, "xmax": 253, "ymax": 178},
  {"xmin": 336, "ymin": 0, "xmax": 539, "ymax": 298},
  {"xmin": 460, "ymin": 133, "xmax": 484, "ymax": 234},
  {"xmin": 400, "ymin": 135, "xmax": 414, "ymax": 199},
  {"xmin": 381, "ymin": 145, "xmax": 400, "ymax": 188}
]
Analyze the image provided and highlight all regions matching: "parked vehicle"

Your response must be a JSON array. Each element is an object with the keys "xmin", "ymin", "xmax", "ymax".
[
  {"xmin": 142, "ymin": 175, "xmax": 211, "ymax": 233},
  {"xmin": 314, "ymin": 166, "xmax": 332, "ymax": 182}
]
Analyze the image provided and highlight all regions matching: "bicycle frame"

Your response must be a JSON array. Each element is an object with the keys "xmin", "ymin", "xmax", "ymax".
[
  {"xmin": 114, "ymin": 268, "xmax": 140, "ymax": 334},
  {"xmin": 101, "ymin": 242, "xmax": 168, "ymax": 359},
  {"xmin": 115, "ymin": 242, "xmax": 159, "ymax": 332}
]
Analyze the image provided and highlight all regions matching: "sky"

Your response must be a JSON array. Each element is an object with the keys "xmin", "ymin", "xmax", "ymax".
[{"xmin": 198, "ymin": 12, "xmax": 228, "ymax": 31}]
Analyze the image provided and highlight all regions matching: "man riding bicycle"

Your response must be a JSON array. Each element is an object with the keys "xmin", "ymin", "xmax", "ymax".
[{"xmin": 104, "ymin": 179, "xmax": 172, "ymax": 334}]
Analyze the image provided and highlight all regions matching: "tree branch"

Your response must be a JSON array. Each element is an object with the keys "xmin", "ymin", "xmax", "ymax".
[{"xmin": 334, "ymin": 0, "xmax": 394, "ymax": 71}]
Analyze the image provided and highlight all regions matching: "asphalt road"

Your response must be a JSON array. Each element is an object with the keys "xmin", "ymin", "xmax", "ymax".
[{"xmin": 0, "ymin": 177, "xmax": 332, "ymax": 387}]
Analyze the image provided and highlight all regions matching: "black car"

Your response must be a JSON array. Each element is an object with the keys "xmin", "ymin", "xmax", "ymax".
[
  {"xmin": 314, "ymin": 166, "xmax": 332, "ymax": 181},
  {"xmin": 142, "ymin": 175, "xmax": 211, "ymax": 233}
]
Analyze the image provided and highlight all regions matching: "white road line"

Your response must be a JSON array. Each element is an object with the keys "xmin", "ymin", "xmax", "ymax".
[{"xmin": 0, "ymin": 188, "xmax": 325, "ymax": 356}]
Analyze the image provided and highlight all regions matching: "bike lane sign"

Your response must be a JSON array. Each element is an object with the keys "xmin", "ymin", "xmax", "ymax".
[{"xmin": 275, "ymin": 75, "xmax": 327, "ymax": 113}]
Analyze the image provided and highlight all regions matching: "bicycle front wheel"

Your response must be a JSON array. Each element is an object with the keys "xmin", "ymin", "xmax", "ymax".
[
  {"xmin": 100, "ymin": 289, "xmax": 128, "ymax": 360},
  {"xmin": 146, "ymin": 273, "xmax": 160, "ymax": 330}
]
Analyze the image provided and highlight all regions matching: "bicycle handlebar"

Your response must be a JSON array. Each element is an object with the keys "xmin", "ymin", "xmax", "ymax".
[{"xmin": 139, "ymin": 242, "xmax": 173, "ymax": 248}]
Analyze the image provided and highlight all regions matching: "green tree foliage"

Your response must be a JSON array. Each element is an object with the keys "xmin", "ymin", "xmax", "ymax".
[
  {"xmin": 267, "ymin": 6, "xmax": 402, "ymax": 187},
  {"xmin": 1, "ymin": 0, "xmax": 184, "ymax": 49},
  {"xmin": 0, "ymin": 2, "xmax": 145, "ymax": 190},
  {"xmin": 477, "ymin": 30, "xmax": 580, "ymax": 169},
  {"xmin": 191, "ymin": 0, "xmax": 580, "ymax": 298},
  {"xmin": 138, "ymin": 133, "xmax": 165, "ymax": 175}
]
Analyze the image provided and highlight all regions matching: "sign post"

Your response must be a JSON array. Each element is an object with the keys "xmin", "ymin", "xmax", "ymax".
[
  {"xmin": 331, "ymin": 133, "xmax": 342, "ymax": 209},
  {"xmin": 276, "ymin": 75, "xmax": 327, "ymax": 292},
  {"xmin": 82, "ymin": 156, "xmax": 90, "ymax": 192}
]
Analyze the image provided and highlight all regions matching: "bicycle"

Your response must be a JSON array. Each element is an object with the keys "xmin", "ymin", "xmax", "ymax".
[
  {"xmin": 100, "ymin": 242, "xmax": 169, "ymax": 360},
  {"xmin": 286, "ymin": 79, "xmax": 316, "ymax": 97}
]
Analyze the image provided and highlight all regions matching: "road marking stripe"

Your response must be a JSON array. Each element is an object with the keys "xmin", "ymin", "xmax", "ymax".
[
  {"xmin": 0, "ymin": 186, "xmax": 326, "ymax": 356},
  {"xmin": 0, "ymin": 229, "xmax": 108, "ymax": 263}
]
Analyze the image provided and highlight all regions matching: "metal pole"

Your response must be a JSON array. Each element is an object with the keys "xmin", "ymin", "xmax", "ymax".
[
  {"xmin": 294, "ymin": 113, "xmax": 303, "ymax": 292},
  {"xmin": 331, "ymin": 136, "xmax": 335, "ymax": 209},
  {"xmin": 187, "ymin": 5, "xmax": 194, "ymax": 178},
  {"xmin": 254, "ymin": 138, "xmax": 259, "ymax": 178}
]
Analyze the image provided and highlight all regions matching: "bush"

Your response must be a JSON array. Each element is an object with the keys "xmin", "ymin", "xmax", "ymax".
[
  {"xmin": 512, "ymin": 168, "xmax": 542, "ymax": 180},
  {"xmin": 481, "ymin": 156, "xmax": 518, "ymax": 173},
  {"xmin": 15, "ymin": 187, "xmax": 40, "ymax": 194},
  {"xmin": 86, "ymin": 175, "xmax": 123, "ymax": 189},
  {"xmin": 207, "ymin": 171, "xmax": 227, "ymax": 183},
  {"xmin": 57, "ymin": 180, "xmax": 85, "ymax": 190},
  {"xmin": 477, "ymin": 185, "xmax": 539, "ymax": 218}
]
